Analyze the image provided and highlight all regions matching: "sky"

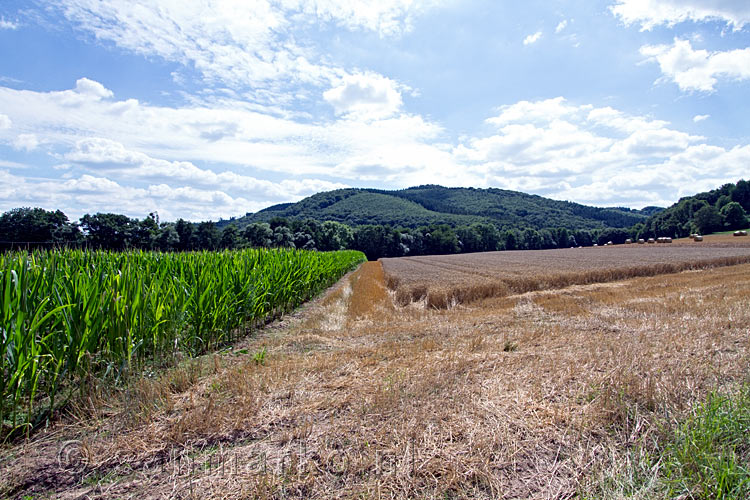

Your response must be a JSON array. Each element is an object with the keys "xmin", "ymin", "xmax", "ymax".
[{"xmin": 0, "ymin": 0, "xmax": 749, "ymax": 221}]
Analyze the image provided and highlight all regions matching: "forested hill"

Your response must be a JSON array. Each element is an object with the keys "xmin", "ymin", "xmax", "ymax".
[
  {"xmin": 637, "ymin": 179, "xmax": 750, "ymax": 238},
  {"xmin": 226, "ymin": 186, "xmax": 653, "ymax": 230}
]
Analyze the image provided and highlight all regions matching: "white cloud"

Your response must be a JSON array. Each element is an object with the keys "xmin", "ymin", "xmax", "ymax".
[
  {"xmin": 0, "ymin": 135, "xmax": 353, "ymax": 221},
  {"xmin": 523, "ymin": 31, "xmax": 543, "ymax": 45},
  {"xmin": 0, "ymin": 159, "xmax": 28, "ymax": 170},
  {"xmin": 0, "ymin": 114, "xmax": 10, "ymax": 129},
  {"xmin": 488, "ymin": 97, "xmax": 590, "ymax": 126},
  {"xmin": 74, "ymin": 77, "xmax": 114, "ymax": 100},
  {"xmin": 13, "ymin": 133, "xmax": 38, "ymax": 151},
  {"xmin": 452, "ymin": 97, "xmax": 730, "ymax": 208},
  {"xmin": 587, "ymin": 106, "xmax": 670, "ymax": 133},
  {"xmin": 618, "ymin": 127, "xmax": 696, "ymax": 156},
  {"xmin": 693, "ymin": 114, "xmax": 710, "ymax": 122},
  {"xmin": 641, "ymin": 39, "xmax": 750, "ymax": 92},
  {"xmin": 57, "ymin": 0, "xmax": 310, "ymax": 92},
  {"xmin": 0, "ymin": 79, "xmax": 444, "ymax": 181},
  {"xmin": 0, "ymin": 17, "xmax": 18, "ymax": 30},
  {"xmin": 285, "ymin": 0, "xmax": 443, "ymax": 37},
  {"xmin": 555, "ymin": 20, "xmax": 568, "ymax": 33},
  {"xmin": 54, "ymin": 0, "xmax": 442, "ymax": 102},
  {"xmin": 0, "ymin": 169, "xmax": 263, "ymax": 221},
  {"xmin": 63, "ymin": 137, "xmax": 349, "ymax": 200},
  {"xmin": 611, "ymin": 0, "xmax": 750, "ymax": 30},
  {"xmin": 323, "ymin": 72, "xmax": 403, "ymax": 119}
]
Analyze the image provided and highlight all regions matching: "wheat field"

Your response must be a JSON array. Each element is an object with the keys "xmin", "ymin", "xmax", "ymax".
[{"xmin": 382, "ymin": 236, "xmax": 750, "ymax": 308}]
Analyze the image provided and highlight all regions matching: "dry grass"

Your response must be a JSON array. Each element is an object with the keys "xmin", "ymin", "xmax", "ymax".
[
  {"xmin": 382, "ymin": 235, "xmax": 750, "ymax": 308},
  {"xmin": 2, "ymin": 259, "xmax": 749, "ymax": 499}
]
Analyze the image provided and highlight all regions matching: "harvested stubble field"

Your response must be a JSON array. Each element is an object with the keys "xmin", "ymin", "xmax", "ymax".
[
  {"xmin": 2, "ymin": 251, "xmax": 750, "ymax": 499},
  {"xmin": 382, "ymin": 235, "xmax": 750, "ymax": 308}
]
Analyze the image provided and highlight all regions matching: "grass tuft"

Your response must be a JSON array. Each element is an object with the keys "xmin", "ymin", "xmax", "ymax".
[
  {"xmin": 661, "ymin": 387, "xmax": 750, "ymax": 499},
  {"xmin": 588, "ymin": 386, "xmax": 750, "ymax": 499}
]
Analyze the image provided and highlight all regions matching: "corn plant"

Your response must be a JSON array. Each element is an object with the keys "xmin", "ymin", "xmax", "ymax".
[{"xmin": 0, "ymin": 247, "xmax": 365, "ymax": 438}]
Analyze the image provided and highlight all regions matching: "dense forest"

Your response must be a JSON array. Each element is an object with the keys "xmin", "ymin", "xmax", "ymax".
[
  {"xmin": 1, "ymin": 180, "xmax": 747, "ymax": 260},
  {"xmin": 228, "ymin": 185, "xmax": 655, "ymax": 230}
]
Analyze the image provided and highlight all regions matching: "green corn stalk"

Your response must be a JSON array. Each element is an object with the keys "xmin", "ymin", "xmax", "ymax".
[{"xmin": 1, "ymin": 247, "xmax": 365, "ymax": 438}]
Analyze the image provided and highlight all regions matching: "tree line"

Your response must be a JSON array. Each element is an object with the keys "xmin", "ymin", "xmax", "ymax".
[
  {"xmin": 0, "ymin": 207, "xmax": 635, "ymax": 259},
  {"xmin": 1, "ymin": 179, "xmax": 747, "ymax": 259}
]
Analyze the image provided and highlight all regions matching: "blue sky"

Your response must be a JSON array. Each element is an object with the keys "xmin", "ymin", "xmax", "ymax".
[{"xmin": 1, "ymin": 0, "xmax": 749, "ymax": 221}]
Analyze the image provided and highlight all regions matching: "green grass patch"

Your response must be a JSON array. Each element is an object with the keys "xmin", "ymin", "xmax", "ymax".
[
  {"xmin": 660, "ymin": 388, "xmax": 750, "ymax": 499},
  {"xmin": 585, "ymin": 386, "xmax": 750, "ymax": 499}
]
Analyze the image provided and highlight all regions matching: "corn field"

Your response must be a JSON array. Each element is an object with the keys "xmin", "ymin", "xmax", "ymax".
[{"xmin": 0, "ymin": 247, "xmax": 365, "ymax": 437}]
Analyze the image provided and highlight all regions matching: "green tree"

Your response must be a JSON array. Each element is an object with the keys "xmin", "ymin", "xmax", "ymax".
[
  {"xmin": 353, "ymin": 225, "xmax": 404, "ymax": 260},
  {"xmin": 471, "ymin": 222, "xmax": 501, "ymax": 252},
  {"xmin": 131, "ymin": 212, "xmax": 159, "ymax": 249},
  {"xmin": 573, "ymin": 230, "xmax": 593, "ymax": 247},
  {"xmin": 244, "ymin": 222, "xmax": 273, "ymax": 247},
  {"xmin": 318, "ymin": 221, "xmax": 354, "ymax": 251},
  {"xmin": 715, "ymin": 194, "xmax": 732, "ymax": 210},
  {"xmin": 397, "ymin": 230, "xmax": 415, "ymax": 255},
  {"xmin": 175, "ymin": 219, "xmax": 195, "ymax": 251},
  {"xmin": 457, "ymin": 225, "xmax": 483, "ymax": 253},
  {"xmin": 540, "ymin": 229, "xmax": 557, "ymax": 249},
  {"xmin": 693, "ymin": 205, "xmax": 723, "ymax": 234},
  {"xmin": 554, "ymin": 228, "xmax": 570, "ymax": 249},
  {"xmin": 293, "ymin": 231, "xmax": 316, "ymax": 251},
  {"xmin": 422, "ymin": 225, "xmax": 459, "ymax": 254},
  {"xmin": 80, "ymin": 213, "xmax": 135, "ymax": 250},
  {"xmin": 299, "ymin": 219, "xmax": 322, "ymax": 245},
  {"xmin": 195, "ymin": 221, "xmax": 221, "ymax": 250},
  {"xmin": 504, "ymin": 230, "xmax": 518, "ymax": 250},
  {"xmin": 0, "ymin": 207, "xmax": 80, "ymax": 248},
  {"xmin": 220, "ymin": 225, "xmax": 241, "ymax": 249},
  {"xmin": 269, "ymin": 217, "xmax": 289, "ymax": 230},
  {"xmin": 731, "ymin": 179, "xmax": 750, "ymax": 210},
  {"xmin": 157, "ymin": 223, "xmax": 180, "ymax": 251},
  {"xmin": 353, "ymin": 225, "xmax": 385, "ymax": 260},
  {"xmin": 597, "ymin": 228, "xmax": 630, "ymax": 245},
  {"xmin": 720, "ymin": 202, "xmax": 749, "ymax": 230},
  {"xmin": 521, "ymin": 228, "xmax": 542, "ymax": 250},
  {"xmin": 272, "ymin": 226, "xmax": 295, "ymax": 248}
]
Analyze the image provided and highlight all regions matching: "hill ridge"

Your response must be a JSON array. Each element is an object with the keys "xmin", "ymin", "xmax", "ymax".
[{"xmin": 221, "ymin": 185, "xmax": 654, "ymax": 231}]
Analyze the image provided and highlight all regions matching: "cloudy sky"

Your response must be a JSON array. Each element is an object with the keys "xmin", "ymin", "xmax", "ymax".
[{"xmin": 1, "ymin": 0, "xmax": 749, "ymax": 221}]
